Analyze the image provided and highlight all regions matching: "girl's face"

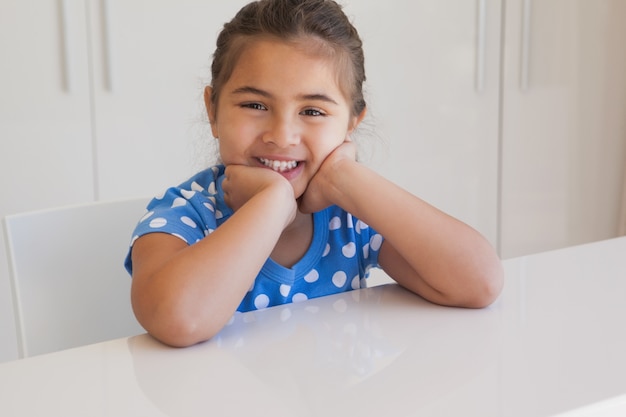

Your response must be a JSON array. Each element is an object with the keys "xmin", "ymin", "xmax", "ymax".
[{"xmin": 205, "ymin": 38, "xmax": 364, "ymax": 199}]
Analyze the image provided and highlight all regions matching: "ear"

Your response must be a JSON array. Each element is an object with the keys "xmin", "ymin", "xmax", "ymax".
[
  {"xmin": 348, "ymin": 106, "xmax": 367, "ymax": 134},
  {"xmin": 204, "ymin": 86, "xmax": 219, "ymax": 138}
]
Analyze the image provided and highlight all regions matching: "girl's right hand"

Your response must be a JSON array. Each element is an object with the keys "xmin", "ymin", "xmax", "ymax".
[{"xmin": 222, "ymin": 165, "xmax": 297, "ymax": 219}]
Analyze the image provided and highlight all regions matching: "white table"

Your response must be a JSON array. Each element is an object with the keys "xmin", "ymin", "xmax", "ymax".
[{"xmin": 1, "ymin": 237, "xmax": 626, "ymax": 416}]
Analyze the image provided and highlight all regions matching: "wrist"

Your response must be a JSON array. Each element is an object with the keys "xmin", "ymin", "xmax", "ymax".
[
  {"xmin": 324, "ymin": 158, "xmax": 359, "ymax": 205},
  {"xmin": 264, "ymin": 179, "xmax": 298, "ymax": 227}
]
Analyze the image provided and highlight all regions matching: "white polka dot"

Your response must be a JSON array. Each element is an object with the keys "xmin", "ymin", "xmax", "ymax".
[
  {"xmin": 292, "ymin": 293, "xmax": 308, "ymax": 303},
  {"xmin": 356, "ymin": 220, "xmax": 369, "ymax": 234},
  {"xmin": 351, "ymin": 275, "xmax": 360, "ymax": 290},
  {"xmin": 347, "ymin": 213, "xmax": 354, "ymax": 228},
  {"xmin": 140, "ymin": 211, "xmax": 154, "ymax": 222},
  {"xmin": 304, "ymin": 269, "xmax": 319, "ymax": 283},
  {"xmin": 208, "ymin": 182, "xmax": 217, "ymax": 194},
  {"xmin": 149, "ymin": 218, "xmax": 167, "ymax": 228},
  {"xmin": 370, "ymin": 234, "xmax": 383, "ymax": 251},
  {"xmin": 333, "ymin": 299, "xmax": 348, "ymax": 313},
  {"xmin": 180, "ymin": 216, "xmax": 197, "ymax": 228},
  {"xmin": 329, "ymin": 216, "xmax": 341, "ymax": 230},
  {"xmin": 279, "ymin": 284, "xmax": 291, "ymax": 297},
  {"xmin": 332, "ymin": 271, "xmax": 347, "ymax": 288},
  {"xmin": 362, "ymin": 243, "xmax": 370, "ymax": 259},
  {"xmin": 171, "ymin": 197, "xmax": 187, "ymax": 208},
  {"xmin": 322, "ymin": 244, "xmax": 330, "ymax": 257},
  {"xmin": 216, "ymin": 210, "xmax": 224, "ymax": 219},
  {"xmin": 203, "ymin": 202, "xmax": 215, "ymax": 212},
  {"xmin": 191, "ymin": 181, "xmax": 204, "ymax": 192},
  {"xmin": 254, "ymin": 294, "xmax": 269, "ymax": 310},
  {"xmin": 342, "ymin": 242, "xmax": 356, "ymax": 258},
  {"xmin": 181, "ymin": 189, "xmax": 196, "ymax": 199}
]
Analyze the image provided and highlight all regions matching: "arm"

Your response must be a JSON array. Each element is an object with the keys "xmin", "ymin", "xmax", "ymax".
[
  {"xmin": 131, "ymin": 166, "xmax": 296, "ymax": 347},
  {"xmin": 300, "ymin": 143, "xmax": 503, "ymax": 308}
]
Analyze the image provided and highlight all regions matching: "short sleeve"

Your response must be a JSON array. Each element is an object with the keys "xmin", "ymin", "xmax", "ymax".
[
  {"xmin": 124, "ymin": 166, "xmax": 230, "ymax": 275},
  {"xmin": 348, "ymin": 212, "xmax": 384, "ymax": 278}
]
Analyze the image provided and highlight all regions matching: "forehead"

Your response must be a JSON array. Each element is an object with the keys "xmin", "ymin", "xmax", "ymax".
[{"xmin": 226, "ymin": 36, "xmax": 352, "ymax": 100}]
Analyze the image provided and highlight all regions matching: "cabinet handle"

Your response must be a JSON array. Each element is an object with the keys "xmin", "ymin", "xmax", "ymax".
[
  {"xmin": 101, "ymin": 0, "xmax": 114, "ymax": 91},
  {"xmin": 520, "ymin": 0, "xmax": 532, "ymax": 91},
  {"xmin": 475, "ymin": 0, "xmax": 487, "ymax": 93},
  {"xmin": 59, "ymin": 0, "xmax": 73, "ymax": 92}
]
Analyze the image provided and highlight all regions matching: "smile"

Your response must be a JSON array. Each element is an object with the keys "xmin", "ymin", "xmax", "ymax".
[{"xmin": 259, "ymin": 158, "xmax": 299, "ymax": 173}]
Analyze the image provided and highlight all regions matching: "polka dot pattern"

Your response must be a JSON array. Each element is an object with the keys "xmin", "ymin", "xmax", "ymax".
[{"xmin": 124, "ymin": 165, "xmax": 384, "ymax": 314}]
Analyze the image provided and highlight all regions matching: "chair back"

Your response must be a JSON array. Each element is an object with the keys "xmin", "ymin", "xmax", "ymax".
[{"xmin": 3, "ymin": 198, "xmax": 148, "ymax": 358}]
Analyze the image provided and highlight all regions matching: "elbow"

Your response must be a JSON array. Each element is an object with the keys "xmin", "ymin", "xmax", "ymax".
[
  {"xmin": 464, "ymin": 260, "xmax": 504, "ymax": 309},
  {"xmin": 145, "ymin": 317, "xmax": 217, "ymax": 348},
  {"xmin": 132, "ymin": 298, "xmax": 222, "ymax": 348}
]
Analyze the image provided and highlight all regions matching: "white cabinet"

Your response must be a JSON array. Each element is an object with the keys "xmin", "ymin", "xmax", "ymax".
[
  {"xmin": 500, "ymin": 0, "xmax": 626, "ymax": 258},
  {"xmin": 0, "ymin": 0, "xmax": 96, "ymax": 363},
  {"xmin": 346, "ymin": 0, "xmax": 502, "ymax": 247},
  {"xmin": 87, "ymin": 0, "xmax": 250, "ymax": 200}
]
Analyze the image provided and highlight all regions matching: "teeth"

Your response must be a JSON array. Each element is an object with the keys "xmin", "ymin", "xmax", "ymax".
[{"xmin": 259, "ymin": 158, "xmax": 298, "ymax": 172}]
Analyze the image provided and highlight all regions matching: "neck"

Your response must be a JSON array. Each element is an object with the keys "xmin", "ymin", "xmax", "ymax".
[{"xmin": 271, "ymin": 210, "xmax": 314, "ymax": 268}]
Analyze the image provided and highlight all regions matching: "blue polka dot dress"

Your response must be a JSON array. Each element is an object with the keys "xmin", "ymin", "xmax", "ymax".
[{"xmin": 125, "ymin": 165, "xmax": 383, "ymax": 312}]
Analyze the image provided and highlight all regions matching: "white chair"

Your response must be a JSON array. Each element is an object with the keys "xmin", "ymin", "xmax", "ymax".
[{"xmin": 3, "ymin": 198, "xmax": 149, "ymax": 358}]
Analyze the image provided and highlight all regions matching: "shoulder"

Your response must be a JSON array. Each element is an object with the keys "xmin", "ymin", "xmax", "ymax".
[{"xmin": 137, "ymin": 165, "xmax": 231, "ymax": 241}]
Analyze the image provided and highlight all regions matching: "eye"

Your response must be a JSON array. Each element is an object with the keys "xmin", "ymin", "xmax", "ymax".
[
  {"xmin": 301, "ymin": 108, "xmax": 326, "ymax": 117},
  {"xmin": 241, "ymin": 102, "xmax": 267, "ymax": 111}
]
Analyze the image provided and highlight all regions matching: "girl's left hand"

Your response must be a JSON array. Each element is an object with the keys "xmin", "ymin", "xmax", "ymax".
[{"xmin": 299, "ymin": 139, "xmax": 357, "ymax": 213}]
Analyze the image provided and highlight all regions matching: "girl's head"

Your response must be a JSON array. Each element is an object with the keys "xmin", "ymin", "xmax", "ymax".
[{"xmin": 209, "ymin": 0, "xmax": 366, "ymax": 118}]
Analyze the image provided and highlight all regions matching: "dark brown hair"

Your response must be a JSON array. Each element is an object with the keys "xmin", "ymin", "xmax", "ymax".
[{"xmin": 210, "ymin": 0, "xmax": 366, "ymax": 117}]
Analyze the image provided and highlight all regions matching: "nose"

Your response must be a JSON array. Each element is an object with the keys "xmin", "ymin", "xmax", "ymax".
[{"xmin": 262, "ymin": 114, "xmax": 300, "ymax": 147}]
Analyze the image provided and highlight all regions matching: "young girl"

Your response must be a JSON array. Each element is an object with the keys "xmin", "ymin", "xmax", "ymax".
[{"xmin": 125, "ymin": 0, "xmax": 503, "ymax": 347}]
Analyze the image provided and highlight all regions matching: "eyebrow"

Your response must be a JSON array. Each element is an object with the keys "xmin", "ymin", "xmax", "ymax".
[{"xmin": 230, "ymin": 86, "xmax": 339, "ymax": 105}]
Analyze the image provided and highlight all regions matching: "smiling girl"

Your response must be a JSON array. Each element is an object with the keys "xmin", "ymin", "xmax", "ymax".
[{"xmin": 125, "ymin": 0, "xmax": 504, "ymax": 347}]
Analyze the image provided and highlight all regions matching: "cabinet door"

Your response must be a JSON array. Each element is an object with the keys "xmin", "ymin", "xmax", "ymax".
[
  {"xmin": 345, "ymin": 0, "xmax": 502, "ymax": 247},
  {"xmin": 501, "ymin": 0, "xmax": 626, "ymax": 258},
  {"xmin": 87, "ymin": 0, "xmax": 250, "ymax": 200},
  {"xmin": 0, "ymin": 0, "xmax": 95, "ymax": 362}
]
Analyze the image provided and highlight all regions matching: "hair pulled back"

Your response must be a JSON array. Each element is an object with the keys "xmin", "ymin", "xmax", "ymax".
[{"xmin": 210, "ymin": 0, "xmax": 366, "ymax": 117}]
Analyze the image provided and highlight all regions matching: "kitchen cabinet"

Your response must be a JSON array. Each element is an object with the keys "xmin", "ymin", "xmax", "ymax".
[
  {"xmin": 86, "ymin": 0, "xmax": 250, "ymax": 200},
  {"xmin": 346, "ymin": 0, "xmax": 502, "ymax": 247},
  {"xmin": 500, "ymin": 0, "xmax": 626, "ymax": 258},
  {"xmin": 0, "ymin": 0, "xmax": 95, "ymax": 363}
]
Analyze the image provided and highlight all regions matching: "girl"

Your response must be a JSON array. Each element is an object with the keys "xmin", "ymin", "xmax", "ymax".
[{"xmin": 126, "ymin": 0, "xmax": 503, "ymax": 347}]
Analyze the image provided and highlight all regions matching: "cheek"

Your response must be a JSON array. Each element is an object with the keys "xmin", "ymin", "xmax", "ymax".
[
  {"xmin": 310, "ymin": 125, "xmax": 349, "ymax": 155},
  {"xmin": 216, "ymin": 124, "xmax": 257, "ymax": 160}
]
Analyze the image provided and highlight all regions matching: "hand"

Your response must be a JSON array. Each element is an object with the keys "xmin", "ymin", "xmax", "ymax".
[
  {"xmin": 299, "ymin": 140, "xmax": 357, "ymax": 214},
  {"xmin": 222, "ymin": 164, "xmax": 295, "ymax": 213}
]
